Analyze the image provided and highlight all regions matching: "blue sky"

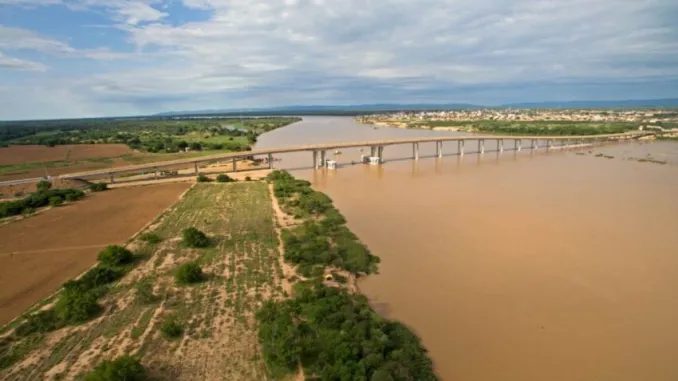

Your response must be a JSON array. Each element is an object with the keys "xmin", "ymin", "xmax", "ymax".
[{"xmin": 0, "ymin": 0, "xmax": 677, "ymax": 119}]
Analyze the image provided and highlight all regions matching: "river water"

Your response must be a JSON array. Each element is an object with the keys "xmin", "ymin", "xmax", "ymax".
[{"xmin": 255, "ymin": 116, "xmax": 678, "ymax": 381}]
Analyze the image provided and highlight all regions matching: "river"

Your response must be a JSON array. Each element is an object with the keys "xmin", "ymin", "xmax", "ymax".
[{"xmin": 255, "ymin": 116, "xmax": 678, "ymax": 381}]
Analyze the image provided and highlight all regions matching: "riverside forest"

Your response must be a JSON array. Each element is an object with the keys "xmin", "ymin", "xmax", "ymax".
[{"xmin": 0, "ymin": 117, "xmax": 300, "ymax": 153}]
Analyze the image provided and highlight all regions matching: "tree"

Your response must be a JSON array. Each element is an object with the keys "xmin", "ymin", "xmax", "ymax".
[
  {"xmin": 97, "ymin": 245, "xmax": 134, "ymax": 267},
  {"xmin": 36, "ymin": 180, "xmax": 51, "ymax": 192},
  {"xmin": 182, "ymin": 227, "xmax": 209, "ymax": 248},
  {"xmin": 54, "ymin": 287, "xmax": 101, "ymax": 324},
  {"xmin": 175, "ymin": 261, "xmax": 204, "ymax": 284},
  {"xmin": 216, "ymin": 174, "xmax": 234, "ymax": 183},
  {"xmin": 196, "ymin": 173, "xmax": 211, "ymax": 182},
  {"xmin": 84, "ymin": 355, "xmax": 147, "ymax": 381},
  {"xmin": 48, "ymin": 196, "xmax": 63, "ymax": 207}
]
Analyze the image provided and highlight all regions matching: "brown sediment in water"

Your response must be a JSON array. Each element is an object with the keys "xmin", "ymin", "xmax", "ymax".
[{"xmin": 256, "ymin": 116, "xmax": 678, "ymax": 381}]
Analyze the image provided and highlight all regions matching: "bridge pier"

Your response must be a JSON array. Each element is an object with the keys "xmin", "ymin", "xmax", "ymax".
[
  {"xmin": 532, "ymin": 139, "xmax": 537, "ymax": 150},
  {"xmin": 232, "ymin": 158, "xmax": 236, "ymax": 172},
  {"xmin": 377, "ymin": 146, "xmax": 384, "ymax": 161},
  {"xmin": 547, "ymin": 139, "xmax": 552, "ymax": 150},
  {"xmin": 459, "ymin": 140, "xmax": 464, "ymax": 156},
  {"xmin": 436, "ymin": 141, "xmax": 443, "ymax": 158},
  {"xmin": 109, "ymin": 173, "xmax": 115, "ymax": 184},
  {"xmin": 312, "ymin": 150, "xmax": 318, "ymax": 169},
  {"xmin": 320, "ymin": 150, "xmax": 326, "ymax": 167},
  {"xmin": 413, "ymin": 143, "xmax": 419, "ymax": 160},
  {"xmin": 268, "ymin": 153, "xmax": 273, "ymax": 169},
  {"xmin": 154, "ymin": 167, "xmax": 158, "ymax": 180},
  {"xmin": 478, "ymin": 139, "xmax": 485, "ymax": 154},
  {"xmin": 194, "ymin": 162, "xmax": 198, "ymax": 175},
  {"xmin": 498, "ymin": 139, "xmax": 504, "ymax": 153}
]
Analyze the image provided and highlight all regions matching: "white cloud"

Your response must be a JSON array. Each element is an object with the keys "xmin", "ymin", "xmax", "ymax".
[
  {"xmin": 0, "ymin": 51, "xmax": 46, "ymax": 71},
  {"xmin": 1, "ymin": 0, "xmax": 678, "ymax": 118}
]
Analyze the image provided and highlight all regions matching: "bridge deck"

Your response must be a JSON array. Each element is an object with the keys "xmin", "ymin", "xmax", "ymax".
[{"xmin": 27, "ymin": 131, "xmax": 647, "ymax": 181}]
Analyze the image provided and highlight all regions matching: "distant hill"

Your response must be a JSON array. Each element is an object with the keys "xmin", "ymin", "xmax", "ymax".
[
  {"xmin": 155, "ymin": 103, "xmax": 480, "ymax": 117},
  {"xmin": 501, "ymin": 98, "xmax": 678, "ymax": 109},
  {"xmin": 157, "ymin": 99, "xmax": 678, "ymax": 117}
]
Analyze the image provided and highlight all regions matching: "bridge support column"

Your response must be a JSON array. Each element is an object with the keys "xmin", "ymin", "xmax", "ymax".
[
  {"xmin": 370, "ymin": 146, "xmax": 377, "ymax": 157},
  {"xmin": 547, "ymin": 139, "xmax": 552, "ymax": 150},
  {"xmin": 232, "ymin": 158, "xmax": 236, "ymax": 172},
  {"xmin": 459, "ymin": 140, "xmax": 464, "ymax": 156},
  {"xmin": 499, "ymin": 139, "xmax": 504, "ymax": 153},
  {"xmin": 377, "ymin": 146, "xmax": 384, "ymax": 162},
  {"xmin": 517, "ymin": 139, "xmax": 522, "ymax": 151},
  {"xmin": 154, "ymin": 167, "xmax": 158, "ymax": 180},
  {"xmin": 479, "ymin": 139, "xmax": 485, "ymax": 154},
  {"xmin": 312, "ymin": 150, "xmax": 318, "ymax": 169},
  {"xmin": 109, "ymin": 173, "xmax": 115, "ymax": 184},
  {"xmin": 532, "ymin": 139, "xmax": 537, "ymax": 150},
  {"xmin": 268, "ymin": 153, "xmax": 273, "ymax": 169},
  {"xmin": 413, "ymin": 143, "xmax": 419, "ymax": 160},
  {"xmin": 194, "ymin": 162, "xmax": 198, "ymax": 175},
  {"xmin": 320, "ymin": 150, "xmax": 326, "ymax": 167},
  {"xmin": 436, "ymin": 141, "xmax": 443, "ymax": 158}
]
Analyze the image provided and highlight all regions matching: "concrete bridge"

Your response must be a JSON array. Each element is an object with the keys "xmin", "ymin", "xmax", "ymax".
[{"xmin": 50, "ymin": 131, "xmax": 649, "ymax": 183}]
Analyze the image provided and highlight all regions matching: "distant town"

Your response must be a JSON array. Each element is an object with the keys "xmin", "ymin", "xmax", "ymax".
[{"xmin": 358, "ymin": 108, "xmax": 678, "ymax": 131}]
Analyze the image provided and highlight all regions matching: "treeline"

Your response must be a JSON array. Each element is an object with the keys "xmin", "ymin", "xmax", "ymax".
[
  {"xmin": 0, "ymin": 117, "xmax": 300, "ymax": 153},
  {"xmin": 267, "ymin": 170, "xmax": 379, "ymax": 276},
  {"xmin": 0, "ymin": 181, "xmax": 84, "ymax": 218}
]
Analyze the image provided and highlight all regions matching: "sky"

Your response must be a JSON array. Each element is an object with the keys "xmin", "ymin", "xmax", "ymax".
[{"xmin": 0, "ymin": 0, "xmax": 677, "ymax": 119}]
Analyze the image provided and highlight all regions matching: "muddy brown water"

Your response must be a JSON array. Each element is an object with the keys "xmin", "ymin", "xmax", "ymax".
[{"xmin": 256, "ymin": 116, "xmax": 678, "ymax": 380}]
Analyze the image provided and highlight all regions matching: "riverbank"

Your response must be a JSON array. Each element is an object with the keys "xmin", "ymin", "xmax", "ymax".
[{"xmin": 1, "ymin": 174, "xmax": 437, "ymax": 380}]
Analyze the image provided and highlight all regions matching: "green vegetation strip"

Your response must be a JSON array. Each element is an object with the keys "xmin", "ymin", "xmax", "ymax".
[
  {"xmin": 268, "ymin": 170, "xmax": 379, "ymax": 277},
  {"xmin": 0, "ymin": 180, "xmax": 84, "ymax": 218},
  {"xmin": 258, "ymin": 171, "xmax": 436, "ymax": 380}
]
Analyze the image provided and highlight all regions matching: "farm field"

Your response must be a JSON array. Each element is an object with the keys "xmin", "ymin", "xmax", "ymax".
[
  {"xmin": 0, "ymin": 182, "xmax": 285, "ymax": 380},
  {"xmin": 0, "ymin": 145, "xmax": 224, "ymax": 185},
  {"xmin": 0, "ymin": 182, "xmax": 190, "ymax": 326},
  {"xmin": 0, "ymin": 144, "xmax": 133, "ymax": 166}
]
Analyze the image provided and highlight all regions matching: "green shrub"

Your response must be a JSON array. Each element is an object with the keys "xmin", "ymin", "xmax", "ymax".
[
  {"xmin": 84, "ymin": 355, "xmax": 147, "ymax": 381},
  {"xmin": 256, "ymin": 284, "xmax": 436, "ymax": 381},
  {"xmin": 182, "ymin": 227, "xmax": 209, "ymax": 248},
  {"xmin": 54, "ymin": 288, "xmax": 101, "ymax": 324},
  {"xmin": 175, "ymin": 262, "xmax": 204, "ymax": 284},
  {"xmin": 196, "ymin": 173, "xmax": 211, "ymax": 182},
  {"xmin": 89, "ymin": 183, "xmax": 108, "ymax": 192},
  {"xmin": 160, "ymin": 315, "xmax": 184, "ymax": 339},
  {"xmin": 216, "ymin": 173, "xmax": 234, "ymax": 183},
  {"xmin": 36, "ymin": 180, "xmax": 51, "ymax": 192},
  {"xmin": 97, "ymin": 245, "xmax": 134, "ymax": 267},
  {"xmin": 245, "ymin": 176, "xmax": 252, "ymax": 181},
  {"xmin": 48, "ymin": 196, "xmax": 63, "ymax": 207},
  {"xmin": 74, "ymin": 266, "xmax": 122, "ymax": 290},
  {"xmin": 15, "ymin": 310, "xmax": 60, "ymax": 336},
  {"xmin": 139, "ymin": 232, "xmax": 161, "ymax": 244}
]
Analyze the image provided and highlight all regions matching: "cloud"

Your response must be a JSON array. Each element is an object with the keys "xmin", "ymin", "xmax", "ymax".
[
  {"xmin": 1, "ymin": 0, "xmax": 678, "ymax": 118},
  {"xmin": 0, "ymin": 51, "xmax": 46, "ymax": 70}
]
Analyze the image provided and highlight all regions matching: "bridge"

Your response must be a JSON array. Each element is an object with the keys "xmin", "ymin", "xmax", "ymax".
[{"xmin": 0, "ymin": 131, "xmax": 653, "ymax": 186}]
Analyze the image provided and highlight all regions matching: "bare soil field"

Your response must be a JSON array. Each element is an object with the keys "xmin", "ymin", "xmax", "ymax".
[
  {"xmin": 1, "ymin": 182, "xmax": 285, "ymax": 380},
  {"xmin": 0, "ymin": 182, "xmax": 190, "ymax": 325},
  {"xmin": 0, "ymin": 144, "xmax": 133, "ymax": 166}
]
